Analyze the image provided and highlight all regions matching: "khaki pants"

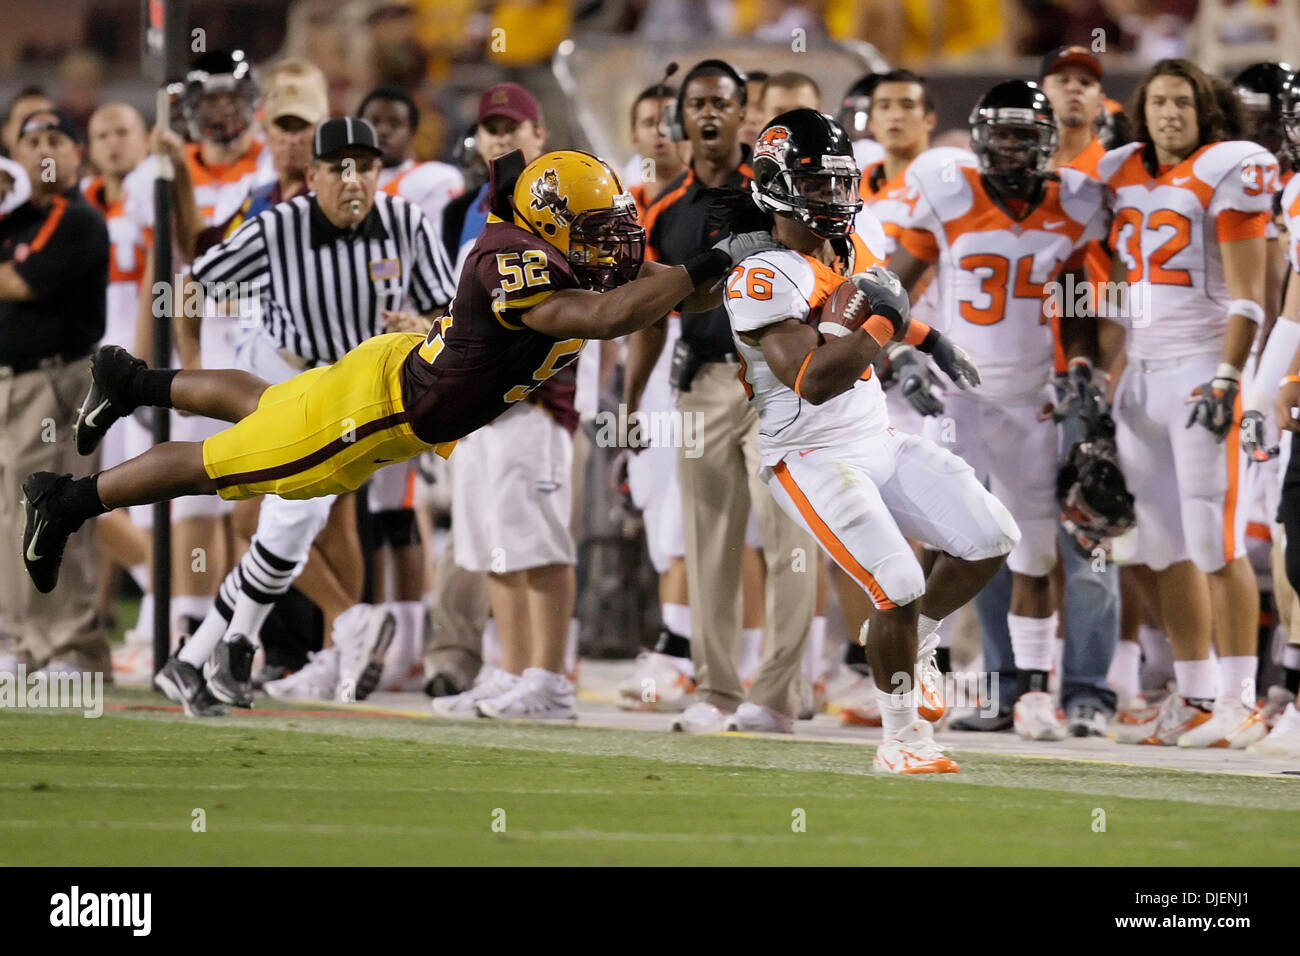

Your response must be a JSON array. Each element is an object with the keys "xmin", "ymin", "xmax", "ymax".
[
  {"xmin": 0, "ymin": 358, "xmax": 108, "ymax": 671},
  {"xmin": 677, "ymin": 362, "xmax": 817, "ymax": 715},
  {"xmin": 424, "ymin": 512, "xmax": 490, "ymax": 690}
]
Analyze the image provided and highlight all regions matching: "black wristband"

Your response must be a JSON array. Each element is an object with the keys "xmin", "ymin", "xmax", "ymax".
[
  {"xmin": 917, "ymin": 327, "xmax": 940, "ymax": 354},
  {"xmin": 683, "ymin": 248, "xmax": 731, "ymax": 285}
]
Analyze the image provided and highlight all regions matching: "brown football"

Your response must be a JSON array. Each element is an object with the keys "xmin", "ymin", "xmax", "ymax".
[{"xmin": 814, "ymin": 278, "xmax": 869, "ymax": 339}]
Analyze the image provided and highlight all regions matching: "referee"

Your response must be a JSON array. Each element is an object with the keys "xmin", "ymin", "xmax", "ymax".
[{"xmin": 161, "ymin": 117, "xmax": 457, "ymax": 714}]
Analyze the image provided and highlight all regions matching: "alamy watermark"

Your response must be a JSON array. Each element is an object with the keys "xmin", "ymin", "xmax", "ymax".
[
  {"xmin": 0, "ymin": 665, "xmax": 103, "ymax": 718},
  {"xmin": 593, "ymin": 403, "xmax": 704, "ymax": 458}
]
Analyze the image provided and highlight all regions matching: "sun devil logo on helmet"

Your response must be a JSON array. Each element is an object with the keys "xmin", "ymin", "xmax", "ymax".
[
  {"xmin": 754, "ymin": 126, "xmax": 791, "ymax": 163},
  {"xmin": 529, "ymin": 169, "xmax": 574, "ymax": 226}
]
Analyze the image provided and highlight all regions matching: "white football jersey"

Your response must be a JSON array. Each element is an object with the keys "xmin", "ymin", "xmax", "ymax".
[
  {"xmin": 853, "ymin": 138, "xmax": 885, "ymax": 173},
  {"xmin": 1097, "ymin": 140, "xmax": 1280, "ymax": 360},
  {"xmin": 82, "ymin": 175, "xmax": 148, "ymax": 350},
  {"xmin": 1282, "ymin": 172, "xmax": 1300, "ymax": 274},
  {"xmin": 124, "ymin": 141, "xmax": 275, "ymax": 239},
  {"xmin": 379, "ymin": 158, "xmax": 465, "ymax": 229},
  {"xmin": 724, "ymin": 232, "xmax": 890, "ymax": 467},
  {"xmin": 897, "ymin": 154, "xmax": 1108, "ymax": 400}
]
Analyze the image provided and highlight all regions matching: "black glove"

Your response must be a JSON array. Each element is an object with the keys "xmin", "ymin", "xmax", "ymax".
[
  {"xmin": 880, "ymin": 343, "xmax": 943, "ymax": 416},
  {"xmin": 1052, "ymin": 358, "xmax": 1111, "ymax": 440},
  {"xmin": 850, "ymin": 265, "xmax": 910, "ymax": 332},
  {"xmin": 1240, "ymin": 409, "xmax": 1279, "ymax": 462},
  {"xmin": 1185, "ymin": 374, "xmax": 1240, "ymax": 442},
  {"xmin": 915, "ymin": 328, "xmax": 980, "ymax": 390}
]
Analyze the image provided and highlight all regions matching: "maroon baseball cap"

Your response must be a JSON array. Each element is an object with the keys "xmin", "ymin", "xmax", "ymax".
[
  {"xmin": 477, "ymin": 82, "xmax": 540, "ymax": 125},
  {"xmin": 1040, "ymin": 45, "xmax": 1104, "ymax": 82}
]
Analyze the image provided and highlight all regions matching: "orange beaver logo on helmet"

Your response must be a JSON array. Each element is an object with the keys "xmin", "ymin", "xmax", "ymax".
[{"xmin": 754, "ymin": 126, "xmax": 791, "ymax": 162}]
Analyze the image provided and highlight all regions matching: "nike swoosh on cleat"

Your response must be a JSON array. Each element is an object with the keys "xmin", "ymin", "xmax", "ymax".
[
  {"xmin": 26, "ymin": 516, "xmax": 46, "ymax": 562},
  {"xmin": 82, "ymin": 398, "xmax": 111, "ymax": 429}
]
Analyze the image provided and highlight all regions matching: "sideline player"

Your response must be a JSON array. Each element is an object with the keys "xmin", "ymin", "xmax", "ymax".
[
  {"xmin": 725, "ymin": 108, "xmax": 1019, "ymax": 772},
  {"xmin": 1098, "ymin": 59, "xmax": 1278, "ymax": 747},
  {"xmin": 888, "ymin": 81, "xmax": 1110, "ymax": 740},
  {"xmin": 21, "ymin": 148, "xmax": 775, "ymax": 717}
]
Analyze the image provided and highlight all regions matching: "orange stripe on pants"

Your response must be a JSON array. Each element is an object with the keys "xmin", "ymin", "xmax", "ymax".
[
  {"xmin": 1224, "ymin": 393, "xmax": 1242, "ymax": 564},
  {"xmin": 772, "ymin": 460, "xmax": 897, "ymax": 610}
]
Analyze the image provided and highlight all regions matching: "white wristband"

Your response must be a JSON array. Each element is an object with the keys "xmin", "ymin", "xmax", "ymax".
[
  {"xmin": 1229, "ymin": 299, "xmax": 1266, "ymax": 324},
  {"xmin": 1215, "ymin": 362, "xmax": 1241, "ymax": 383}
]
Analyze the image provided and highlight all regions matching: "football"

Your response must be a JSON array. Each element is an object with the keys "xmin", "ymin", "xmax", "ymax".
[{"xmin": 815, "ymin": 277, "xmax": 870, "ymax": 338}]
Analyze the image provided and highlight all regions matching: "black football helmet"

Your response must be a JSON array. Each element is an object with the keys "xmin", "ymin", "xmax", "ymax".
[
  {"xmin": 969, "ymin": 81, "xmax": 1058, "ymax": 198},
  {"xmin": 1234, "ymin": 61, "xmax": 1296, "ymax": 157},
  {"xmin": 751, "ymin": 109, "xmax": 862, "ymax": 239},
  {"xmin": 183, "ymin": 49, "xmax": 259, "ymax": 147},
  {"xmin": 1283, "ymin": 70, "xmax": 1300, "ymax": 166},
  {"xmin": 837, "ymin": 74, "xmax": 880, "ymax": 139}
]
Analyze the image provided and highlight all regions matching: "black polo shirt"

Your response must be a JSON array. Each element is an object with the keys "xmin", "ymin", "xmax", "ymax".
[
  {"xmin": 0, "ymin": 188, "xmax": 108, "ymax": 369},
  {"xmin": 642, "ymin": 148, "xmax": 753, "ymax": 361}
]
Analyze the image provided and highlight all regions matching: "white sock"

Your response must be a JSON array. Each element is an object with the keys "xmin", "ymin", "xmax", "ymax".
[
  {"xmin": 178, "ymin": 601, "xmax": 230, "ymax": 668},
  {"xmin": 1108, "ymin": 639, "xmax": 1141, "ymax": 706},
  {"xmin": 128, "ymin": 563, "xmax": 151, "ymax": 593},
  {"xmin": 1218, "ymin": 655, "xmax": 1256, "ymax": 706},
  {"xmin": 1138, "ymin": 625, "xmax": 1174, "ymax": 691},
  {"xmin": 171, "ymin": 594, "xmax": 212, "ymax": 635},
  {"xmin": 662, "ymin": 602, "xmax": 692, "ymax": 638},
  {"xmin": 127, "ymin": 594, "xmax": 154, "ymax": 644},
  {"xmin": 1283, "ymin": 644, "xmax": 1300, "ymax": 671},
  {"xmin": 876, "ymin": 685, "xmax": 917, "ymax": 738},
  {"xmin": 1173, "ymin": 658, "xmax": 1217, "ymax": 702},
  {"xmin": 565, "ymin": 618, "xmax": 579, "ymax": 676},
  {"xmin": 802, "ymin": 616, "xmax": 826, "ymax": 683},
  {"xmin": 1052, "ymin": 636, "xmax": 1065, "ymax": 675},
  {"xmin": 1009, "ymin": 613, "xmax": 1058, "ymax": 673},
  {"xmin": 738, "ymin": 627, "xmax": 763, "ymax": 682},
  {"xmin": 917, "ymin": 614, "xmax": 943, "ymax": 656},
  {"xmin": 482, "ymin": 619, "xmax": 501, "ymax": 670}
]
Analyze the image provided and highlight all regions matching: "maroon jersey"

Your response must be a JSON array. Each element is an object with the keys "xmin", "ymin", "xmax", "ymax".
[{"xmin": 400, "ymin": 219, "xmax": 584, "ymax": 443}]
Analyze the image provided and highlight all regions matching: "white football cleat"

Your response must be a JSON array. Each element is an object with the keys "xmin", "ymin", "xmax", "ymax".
[
  {"xmin": 671, "ymin": 700, "xmax": 729, "ymax": 734},
  {"xmin": 1113, "ymin": 693, "xmax": 1211, "ymax": 745},
  {"xmin": 1247, "ymin": 703, "xmax": 1300, "ymax": 757},
  {"xmin": 111, "ymin": 639, "xmax": 154, "ymax": 686},
  {"xmin": 333, "ymin": 604, "xmax": 396, "ymax": 702},
  {"xmin": 431, "ymin": 668, "xmax": 520, "ymax": 718},
  {"xmin": 916, "ymin": 632, "xmax": 944, "ymax": 722},
  {"xmin": 617, "ymin": 651, "xmax": 696, "ymax": 712},
  {"xmin": 1260, "ymin": 686, "xmax": 1296, "ymax": 729},
  {"xmin": 1176, "ymin": 696, "xmax": 1266, "ymax": 748},
  {"xmin": 723, "ymin": 701, "xmax": 794, "ymax": 734},
  {"xmin": 263, "ymin": 648, "xmax": 340, "ymax": 702},
  {"xmin": 874, "ymin": 720, "xmax": 960, "ymax": 774},
  {"xmin": 1013, "ymin": 691, "xmax": 1067, "ymax": 741},
  {"xmin": 475, "ymin": 667, "xmax": 576, "ymax": 721},
  {"xmin": 820, "ymin": 664, "xmax": 872, "ymax": 715}
]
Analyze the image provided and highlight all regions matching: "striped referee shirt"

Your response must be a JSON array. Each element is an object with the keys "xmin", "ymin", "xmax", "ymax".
[{"xmin": 190, "ymin": 191, "xmax": 456, "ymax": 365}]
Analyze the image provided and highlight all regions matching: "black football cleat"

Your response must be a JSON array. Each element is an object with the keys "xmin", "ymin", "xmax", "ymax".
[
  {"xmin": 154, "ymin": 656, "xmax": 229, "ymax": 718},
  {"xmin": 22, "ymin": 472, "xmax": 81, "ymax": 594},
  {"xmin": 204, "ymin": 635, "xmax": 256, "ymax": 708},
  {"xmin": 949, "ymin": 706, "xmax": 1014, "ymax": 732},
  {"xmin": 74, "ymin": 345, "xmax": 145, "ymax": 456}
]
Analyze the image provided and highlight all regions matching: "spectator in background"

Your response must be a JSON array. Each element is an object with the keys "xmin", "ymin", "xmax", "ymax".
[
  {"xmin": 441, "ymin": 83, "xmax": 546, "ymax": 273},
  {"xmin": 738, "ymin": 70, "xmax": 770, "ymax": 149},
  {"xmin": 2, "ymin": 87, "xmax": 54, "ymax": 156},
  {"xmin": 82, "ymin": 102, "xmax": 154, "ymax": 683},
  {"xmin": 755, "ymin": 71, "xmax": 822, "ymax": 128},
  {"xmin": 0, "ymin": 109, "xmax": 109, "ymax": 677},
  {"xmin": 56, "ymin": 50, "xmax": 106, "ymax": 136}
]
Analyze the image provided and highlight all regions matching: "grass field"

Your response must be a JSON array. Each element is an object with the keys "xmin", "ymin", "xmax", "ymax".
[{"xmin": 2, "ymin": 688, "xmax": 1299, "ymax": 866}]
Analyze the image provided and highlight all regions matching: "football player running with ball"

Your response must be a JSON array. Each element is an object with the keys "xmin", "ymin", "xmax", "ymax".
[{"xmin": 723, "ymin": 109, "xmax": 1020, "ymax": 774}]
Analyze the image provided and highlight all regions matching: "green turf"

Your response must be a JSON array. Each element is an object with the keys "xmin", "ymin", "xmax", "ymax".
[{"xmin": 2, "ymin": 692, "xmax": 1298, "ymax": 865}]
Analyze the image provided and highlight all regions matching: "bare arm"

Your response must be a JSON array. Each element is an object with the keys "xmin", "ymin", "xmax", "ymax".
[
  {"xmin": 521, "ymin": 260, "xmax": 696, "ymax": 340},
  {"xmin": 1056, "ymin": 266, "xmax": 1098, "ymax": 363},
  {"xmin": 152, "ymin": 127, "xmax": 202, "ymax": 261},
  {"xmin": 1220, "ymin": 235, "xmax": 1268, "ymax": 371},
  {"xmin": 751, "ymin": 319, "xmax": 885, "ymax": 406},
  {"xmin": 0, "ymin": 262, "xmax": 33, "ymax": 300},
  {"xmin": 886, "ymin": 245, "xmax": 932, "ymax": 293},
  {"xmin": 174, "ymin": 272, "xmax": 202, "ymax": 370}
]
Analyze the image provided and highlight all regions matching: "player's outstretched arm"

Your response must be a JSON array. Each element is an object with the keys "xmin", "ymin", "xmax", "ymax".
[{"xmin": 521, "ymin": 231, "xmax": 783, "ymax": 340}]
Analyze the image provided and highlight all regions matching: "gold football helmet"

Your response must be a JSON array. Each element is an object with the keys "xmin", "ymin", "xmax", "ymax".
[{"xmin": 511, "ymin": 149, "xmax": 645, "ymax": 291}]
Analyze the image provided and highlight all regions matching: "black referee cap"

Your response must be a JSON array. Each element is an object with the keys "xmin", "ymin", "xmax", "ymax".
[{"xmin": 313, "ymin": 117, "xmax": 382, "ymax": 160}]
